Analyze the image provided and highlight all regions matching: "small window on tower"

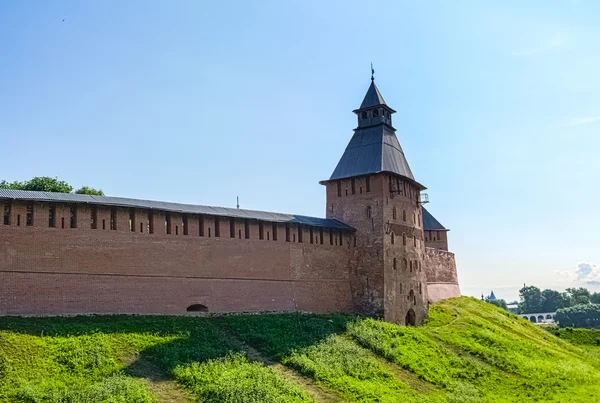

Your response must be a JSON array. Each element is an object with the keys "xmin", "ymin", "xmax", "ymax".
[
  {"xmin": 391, "ymin": 232, "xmax": 395, "ymax": 244},
  {"xmin": 337, "ymin": 181, "xmax": 342, "ymax": 197},
  {"xmin": 259, "ymin": 222, "xmax": 264, "ymax": 240},
  {"xmin": 361, "ymin": 111, "xmax": 367, "ymax": 119},
  {"xmin": 366, "ymin": 176, "xmax": 371, "ymax": 192},
  {"xmin": 393, "ymin": 258, "xmax": 397, "ymax": 270},
  {"xmin": 351, "ymin": 178, "xmax": 356, "ymax": 194},
  {"xmin": 393, "ymin": 207, "xmax": 397, "ymax": 220},
  {"xmin": 366, "ymin": 206, "xmax": 372, "ymax": 218},
  {"xmin": 372, "ymin": 109, "xmax": 379, "ymax": 117}
]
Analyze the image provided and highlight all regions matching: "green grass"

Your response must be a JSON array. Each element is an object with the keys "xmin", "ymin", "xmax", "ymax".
[{"xmin": 1, "ymin": 298, "xmax": 600, "ymax": 402}]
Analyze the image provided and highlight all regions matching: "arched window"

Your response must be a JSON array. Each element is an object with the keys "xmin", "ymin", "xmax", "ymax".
[
  {"xmin": 361, "ymin": 111, "xmax": 367, "ymax": 119},
  {"xmin": 408, "ymin": 290, "xmax": 415, "ymax": 304},
  {"xmin": 366, "ymin": 206, "xmax": 372, "ymax": 218},
  {"xmin": 530, "ymin": 316, "xmax": 537, "ymax": 323},
  {"xmin": 546, "ymin": 314, "xmax": 552, "ymax": 319},
  {"xmin": 538, "ymin": 315, "xmax": 544, "ymax": 322},
  {"xmin": 403, "ymin": 210, "xmax": 406, "ymax": 221},
  {"xmin": 409, "ymin": 261, "xmax": 413, "ymax": 272},
  {"xmin": 186, "ymin": 304, "xmax": 208, "ymax": 313},
  {"xmin": 391, "ymin": 232, "xmax": 395, "ymax": 244},
  {"xmin": 393, "ymin": 258, "xmax": 397, "ymax": 270},
  {"xmin": 403, "ymin": 233, "xmax": 407, "ymax": 246},
  {"xmin": 402, "ymin": 258, "xmax": 408, "ymax": 271},
  {"xmin": 393, "ymin": 207, "xmax": 397, "ymax": 220}
]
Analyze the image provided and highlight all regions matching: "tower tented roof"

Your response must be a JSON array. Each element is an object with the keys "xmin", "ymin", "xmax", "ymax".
[
  {"xmin": 327, "ymin": 125, "xmax": 421, "ymax": 186},
  {"xmin": 422, "ymin": 207, "xmax": 447, "ymax": 231},
  {"xmin": 359, "ymin": 81, "xmax": 387, "ymax": 109}
]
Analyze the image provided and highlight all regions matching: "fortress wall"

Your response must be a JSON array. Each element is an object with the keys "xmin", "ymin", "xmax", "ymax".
[
  {"xmin": 0, "ymin": 202, "xmax": 353, "ymax": 316},
  {"xmin": 424, "ymin": 247, "xmax": 461, "ymax": 303}
]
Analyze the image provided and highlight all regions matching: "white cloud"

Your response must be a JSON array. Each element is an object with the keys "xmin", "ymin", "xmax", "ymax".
[
  {"xmin": 512, "ymin": 38, "xmax": 564, "ymax": 57},
  {"xmin": 566, "ymin": 116, "xmax": 600, "ymax": 126},
  {"xmin": 556, "ymin": 262, "xmax": 600, "ymax": 285}
]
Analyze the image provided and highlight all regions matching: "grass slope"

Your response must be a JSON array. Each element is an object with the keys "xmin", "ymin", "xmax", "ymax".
[{"xmin": 1, "ymin": 297, "xmax": 599, "ymax": 402}]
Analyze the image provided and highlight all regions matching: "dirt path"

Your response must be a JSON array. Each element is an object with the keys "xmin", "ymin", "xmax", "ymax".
[{"xmin": 126, "ymin": 356, "xmax": 195, "ymax": 403}]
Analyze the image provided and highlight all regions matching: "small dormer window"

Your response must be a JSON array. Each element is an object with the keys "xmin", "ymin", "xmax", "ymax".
[
  {"xmin": 361, "ymin": 111, "xmax": 367, "ymax": 119},
  {"xmin": 372, "ymin": 109, "xmax": 379, "ymax": 117}
]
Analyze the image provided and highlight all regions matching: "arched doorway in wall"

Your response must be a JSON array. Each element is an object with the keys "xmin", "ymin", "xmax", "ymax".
[
  {"xmin": 186, "ymin": 304, "xmax": 208, "ymax": 313},
  {"xmin": 405, "ymin": 309, "xmax": 416, "ymax": 326},
  {"xmin": 537, "ymin": 315, "xmax": 544, "ymax": 322},
  {"xmin": 529, "ymin": 315, "xmax": 537, "ymax": 323}
]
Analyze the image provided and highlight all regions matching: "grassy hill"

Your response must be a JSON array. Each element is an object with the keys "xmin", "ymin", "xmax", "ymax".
[{"xmin": 1, "ymin": 297, "xmax": 599, "ymax": 402}]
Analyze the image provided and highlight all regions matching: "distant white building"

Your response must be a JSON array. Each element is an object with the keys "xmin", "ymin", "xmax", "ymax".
[{"xmin": 521, "ymin": 312, "xmax": 556, "ymax": 324}]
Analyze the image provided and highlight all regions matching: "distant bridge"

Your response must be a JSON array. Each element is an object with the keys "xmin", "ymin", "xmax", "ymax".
[{"xmin": 520, "ymin": 312, "xmax": 556, "ymax": 324}]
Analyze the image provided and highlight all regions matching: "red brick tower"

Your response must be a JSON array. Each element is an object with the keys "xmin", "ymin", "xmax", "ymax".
[{"xmin": 321, "ymin": 73, "xmax": 428, "ymax": 325}]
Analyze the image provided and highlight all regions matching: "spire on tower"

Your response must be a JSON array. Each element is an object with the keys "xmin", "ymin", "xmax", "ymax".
[{"xmin": 371, "ymin": 63, "xmax": 374, "ymax": 81}]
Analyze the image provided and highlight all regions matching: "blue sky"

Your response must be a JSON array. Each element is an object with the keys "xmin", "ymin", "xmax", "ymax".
[{"xmin": 1, "ymin": 0, "xmax": 599, "ymax": 301}]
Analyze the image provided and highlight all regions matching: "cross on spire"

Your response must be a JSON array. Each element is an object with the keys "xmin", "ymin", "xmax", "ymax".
[{"xmin": 371, "ymin": 63, "xmax": 375, "ymax": 81}]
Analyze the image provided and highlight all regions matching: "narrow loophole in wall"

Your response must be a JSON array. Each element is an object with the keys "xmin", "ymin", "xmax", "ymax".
[
  {"xmin": 26, "ymin": 204, "xmax": 33, "ymax": 226},
  {"xmin": 110, "ymin": 208, "xmax": 117, "ymax": 231},
  {"xmin": 140, "ymin": 222, "xmax": 143, "ymax": 233},
  {"xmin": 183, "ymin": 215, "xmax": 189, "ymax": 235},
  {"xmin": 165, "ymin": 213, "xmax": 172, "ymax": 235},
  {"xmin": 285, "ymin": 224, "xmax": 290, "ymax": 242},
  {"xmin": 175, "ymin": 225, "xmax": 179, "ymax": 235},
  {"xmin": 70, "ymin": 206, "xmax": 77, "ymax": 229},
  {"xmin": 91, "ymin": 206, "xmax": 98, "ymax": 229},
  {"xmin": 244, "ymin": 219, "xmax": 250, "ymax": 239},
  {"xmin": 186, "ymin": 304, "xmax": 208, "ymax": 313},
  {"xmin": 259, "ymin": 221, "xmax": 264, "ymax": 240},
  {"xmin": 214, "ymin": 217, "xmax": 220, "ymax": 237},
  {"xmin": 49, "ymin": 206, "xmax": 56, "ymax": 228},
  {"xmin": 129, "ymin": 208, "xmax": 135, "ymax": 232},
  {"xmin": 272, "ymin": 223, "xmax": 278, "ymax": 241},
  {"xmin": 3, "ymin": 203, "xmax": 11, "ymax": 225},
  {"xmin": 366, "ymin": 176, "xmax": 371, "ymax": 192},
  {"xmin": 148, "ymin": 211, "xmax": 154, "ymax": 234},
  {"xmin": 339, "ymin": 231, "xmax": 343, "ymax": 247},
  {"xmin": 17, "ymin": 214, "xmax": 20, "ymax": 226},
  {"xmin": 61, "ymin": 217, "xmax": 65, "ymax": 229},
  {"xmin": 102, "ymin": 219, "xmax": 106, "ymax": 230},
  {"xmin": 297, "ymin": 225, "xmax": 303, "ymax": 243},
  {"xmin": 309, "ymin": 227, "xmax": 314, "ymax": 244},
  {"xmin": 198, "ymin": 215, "xmax": 204, "ymax": 236},
  {"xmin": 238, "ymin": 229, "xmax": 242, "ymax": 239},
  {"xmin": 230, "ymin": 219, "xmax": 236, "ymax": 238},
  {"xmin": 337, "ymin": 181, "xmax": 341, "ymax": 197}
]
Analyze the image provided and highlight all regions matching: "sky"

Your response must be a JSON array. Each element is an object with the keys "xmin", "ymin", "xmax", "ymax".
[{"xmin": 1, "ymin": 0, "xmax": 599, "ymax": 302}]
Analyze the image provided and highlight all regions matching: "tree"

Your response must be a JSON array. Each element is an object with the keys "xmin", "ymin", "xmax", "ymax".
[
  {"xmin": 566, "ymin": 288, "xmax": 591, "ymax": 306},
  {"xmin": 0, "ymin": 177, "xmax": 73, "ymax": 193},
  {"xmin": 541, "ymin": 289, "xmax": 571, "ymax": 312},
  {"xmin": 486, "ymin": 298, "xmax": 508, "ymax": 310},
  {"xmin": 519, "ymin": 285, "xmax": 544, "ymax": 314},
  {"xmin": 1, "ymin": 177, "xmax": 104, "ymax": 196},
  {"xmin": 556, "ymin": 304, "xmax": 600, "ymax": 328},
  {"xmin": 75, "ymin": 186, "xmax": 104, "ymax": 196},
  {"xmin": 591, "ymin": 293, "xmax": 600, "ymax": 304}
]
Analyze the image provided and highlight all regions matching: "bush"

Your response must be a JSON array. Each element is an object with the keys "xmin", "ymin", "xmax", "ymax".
[{"xmin": 556, "ymin": 304, "xmax": 600, "ymax": 328}]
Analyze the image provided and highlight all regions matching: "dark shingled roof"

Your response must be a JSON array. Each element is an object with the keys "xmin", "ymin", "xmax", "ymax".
[
  {"xmin": 328, "ymin": 125, "xmax": 418, "ymax": 183},
  {"xmin": 422, "ymin": 207, "xmax": 447, "ymax": 231},
  {"xmin": 359, "ymin": 81, "xmax": 387, "ymax": 109},
  {"xmin": 0, "ymin": 189, "xmax": 354, "ymax": 230}
]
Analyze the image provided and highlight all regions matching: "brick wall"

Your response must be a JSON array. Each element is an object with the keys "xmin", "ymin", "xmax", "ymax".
[
  {"xmin": 0, "ymin": 201, "xmax": 352, "ymax": 315},
  {"xmin": 424, "ymin": 247, "xmax": 461, "ymax": 303}
]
